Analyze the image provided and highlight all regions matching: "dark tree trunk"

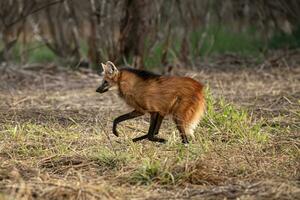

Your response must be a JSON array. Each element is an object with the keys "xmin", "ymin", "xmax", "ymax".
[
  {"xmin": 118, "ymin": 0, "xmax": 152, "ymax": 69},
  {"xmin": 87, "ymin": 0, "xmax": 102, "ymax": 68}
]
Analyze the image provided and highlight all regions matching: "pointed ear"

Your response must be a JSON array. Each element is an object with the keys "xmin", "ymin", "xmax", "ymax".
[
  {"xmin": 105, "ymin": 61, "xmax": 118, "ymax": 74},
  {"xmin": 100, "ymin": 63, "xmax": 106, "ymax": 74},
  {"xmin": 101, "ymin": 63, "xmax": 106, "ymax": 71},
  {"xmin": 106, "ymin": 61, "xmax": 118, "ymax": 71}
]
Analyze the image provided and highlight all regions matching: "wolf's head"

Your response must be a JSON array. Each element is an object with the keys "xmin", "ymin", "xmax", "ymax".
[{"xmin": 96, "ymin": 61, "xmax": 119, "ymax": 93}]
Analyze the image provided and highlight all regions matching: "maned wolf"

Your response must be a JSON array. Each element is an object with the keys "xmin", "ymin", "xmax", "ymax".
[{"xmin": 96, "ymin": 61, "xmax": 205, "ymax": 144}]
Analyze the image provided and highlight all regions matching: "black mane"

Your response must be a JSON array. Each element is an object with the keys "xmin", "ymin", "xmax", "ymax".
[{"xmin": 121, "ymin": 67, "xmax": 161, "ymax": 80}]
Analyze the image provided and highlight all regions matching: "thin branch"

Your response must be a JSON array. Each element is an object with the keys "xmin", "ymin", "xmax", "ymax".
[{"xmin": 5, "ymin": 0, "xmax": 65, "ymax": 27}]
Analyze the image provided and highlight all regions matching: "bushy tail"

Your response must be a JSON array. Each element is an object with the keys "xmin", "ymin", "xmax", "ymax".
[
  {"xmin": 173, "ymin": 92, "xmax": 205, "ymax": 140},
  {"xmin": 186, "ymin": 96, "xmax": 205, "ymax": 138}
]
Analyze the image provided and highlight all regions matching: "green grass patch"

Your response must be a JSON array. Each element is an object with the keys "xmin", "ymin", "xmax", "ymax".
[
  {"xmin": 200, "ymin": 88, "xmax": 268, "ymax": 144},
  {"xmin": 9, "ymin": 42, "xmax": 56, "ymax": 63},
  {"xmin": 89, "ymin": 147, "xmax": 129, "ymax": 170},
  {"xmin": 144, "ymin": 42, "xmax": 164, "ymax": 69},
  {"xmin": 144, "ymin": 25, "xmax": 264, "ymax": 68},
  {"xmin": 268, "ymin": 25, "xmax": 300, "ymax": 49},
  {"xmin": 27, "ymin": 45, "xmax": 56, "ymax": 63},
  {"xmin": 194, "ymin": 26, "xmax": 263, "ymax": 56},
  {"xmin": 130, "ymin": 158, "xmax": 174, "ymax": 185},
  {"xmin": 0, "ymin": 122, "xmax": 82, "ymax": 158}
]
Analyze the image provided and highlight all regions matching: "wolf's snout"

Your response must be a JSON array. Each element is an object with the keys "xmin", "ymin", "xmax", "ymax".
[{"xmin": 96, "ymin": 86, "xmax": 108, "ymax": 93}]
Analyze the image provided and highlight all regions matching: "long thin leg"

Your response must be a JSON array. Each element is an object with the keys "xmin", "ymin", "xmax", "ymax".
[
  {"xmin": 132, "ymin": 134, "xmax": 149, "ymax": 142},
  {"xmin": 113, "ymin": 110, "xmax": 144, "ymax": 136},
  {"xmin": 174, "ymin": 119, "xmax": 189, "ymax": 144},
  {"xmin": 133, "ymin": 113, "xmax": 166, "ymax": 143},
  {"xmin": 132, "ymin": 113, "xmax": 157, "ymax": 142},
  {"xmin": 153, "ymin": 114, "xmax": 164, "ymax": 135},
  {"xmin": 149, "ymin": 114, "xmax": 166, "ymax": 142}
]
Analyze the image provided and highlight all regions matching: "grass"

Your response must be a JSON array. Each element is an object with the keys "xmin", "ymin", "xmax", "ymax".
[
  {"xmin": 90, "ymin": 147, "xmax": 129, "ymax": 170},
  {"xmin": 144, "ymin": 25, "xmax": 265, "ymax": 69},
  {"xmin": 203, "ymin": 89, "xmax": 268, "ymax": 144},
  {"xmin": 9, "ymin": 42, "xmax": 56, "ymax": 64},
  {"xmin": 144, "ymin": 25, "xmax": 300, "ymax": 69},
  {"xmin": 0, "ymin": 61, "xmax": 299, "ymax": 199},
  {"xmin": 1, "ymin": 91, "xmax": 298, "ymax": 198},
  {"xmin": 191, "ymin": 26, "xmax": 263, "ymax": 56},
  {"xmin": 27, "ymin": 45, "xmax": 56, "ymax": 63},
  {"xmin": 268, "ymin": 25, "xmax": 300, "ymax": 49}
]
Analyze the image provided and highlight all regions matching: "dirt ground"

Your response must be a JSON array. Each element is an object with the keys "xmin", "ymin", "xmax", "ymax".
[{"xmin": 0, "ymin": 56, "xmax": 299, "ymax": 199}]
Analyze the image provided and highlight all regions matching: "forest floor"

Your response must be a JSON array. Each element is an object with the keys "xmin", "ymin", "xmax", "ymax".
[{"xmin": 0, "ymin": 55, "xmax": 299, "ymax": 199}]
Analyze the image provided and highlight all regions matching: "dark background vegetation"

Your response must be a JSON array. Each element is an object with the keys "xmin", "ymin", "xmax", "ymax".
[{"xmin": 1, "ymin": 0, "xmax": 300, "ymax": 69}]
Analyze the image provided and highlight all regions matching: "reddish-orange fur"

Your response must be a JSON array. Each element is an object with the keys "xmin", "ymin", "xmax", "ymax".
[
  {"xmin": 98, "ymin": 61, "xmax": 205, "ymax": 143},
  {"xmin": 117, "ymin": 70, "xmax": 204, "ymax": 137}
]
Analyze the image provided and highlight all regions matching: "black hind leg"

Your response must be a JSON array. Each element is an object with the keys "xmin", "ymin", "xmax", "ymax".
[
  {"xmin": 174, "ymin": 118, "xmax": 189, "ymax": 144},
  {"xmin": 149, "ymin": 113, "xmax": 166, "ymax": 143},
  {"xmin": 148, "ymin": 136, "xmax": 166, "ymax": 143},
  {"xmin": 132, "ymin": 113, "xmax": 166, "ymax": 143},
  {"xmin": 153, "ymin": 114, "xmax": 164, "ymax": 135},
  {"xmin": 132, "ymin": 113, "xmax": 156, "ymax": 142},
  {"xmin": 132, "ymin": 134, "xmax": 149, "ymax": 142}
]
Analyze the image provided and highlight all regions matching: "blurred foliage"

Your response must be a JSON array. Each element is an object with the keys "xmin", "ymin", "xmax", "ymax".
[
  {"xmin": 268, "ymin": 25, "xmax": 300, "ymax": 49},
  {"xmin": 0, "ymin": 0, "xmax": 300, "ymax": 68}
]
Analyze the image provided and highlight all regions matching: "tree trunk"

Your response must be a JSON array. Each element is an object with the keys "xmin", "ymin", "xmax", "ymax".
[
  {"xmin": 118, "ymin": 0, "xmax": 152, "ymax": 69},
  {"xmin": 87, "ymin": 0, "xmax": 102, "ymax": 68}
]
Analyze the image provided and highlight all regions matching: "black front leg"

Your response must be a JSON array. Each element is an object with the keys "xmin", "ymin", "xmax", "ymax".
[{"xmin": 113, "ymin": 110, "xmax": 144, "ymax": 136}]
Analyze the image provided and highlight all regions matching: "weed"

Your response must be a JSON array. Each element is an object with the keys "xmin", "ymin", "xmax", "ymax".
[
  {"xmin": 130, "ymin": 158, "xmax": 175, "ymax": 185},
  {"xmin": 90, "ymin": 147, "xmax": 128, "ymax": 170},
  {"xmin": 201, "ymin": 87, "xmax": 268, "ymax": 144}
]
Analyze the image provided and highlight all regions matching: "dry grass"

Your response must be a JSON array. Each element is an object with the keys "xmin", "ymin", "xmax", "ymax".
[{"xmin": 0, "ymin": 60, "xmax": 299, "ymax": 199}]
